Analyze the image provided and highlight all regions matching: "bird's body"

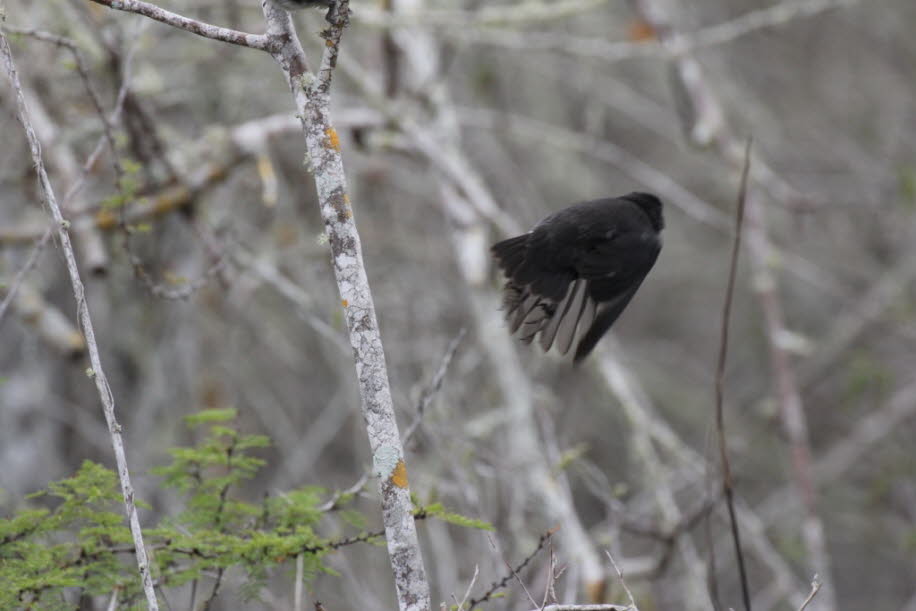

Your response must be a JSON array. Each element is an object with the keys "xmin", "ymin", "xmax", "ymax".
[{"xmin": 491, "ymin": 192, "xmax": 663, "ymax": 363}]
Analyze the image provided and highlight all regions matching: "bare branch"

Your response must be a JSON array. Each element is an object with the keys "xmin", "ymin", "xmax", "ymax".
[
  {"xmin": 455, "ymin": 107, "xmax": 730, "ymax": 231},
  {"xmin": 798, "ymin": 575, "xmax": 822, "ymax": 611},
  {"xmin": 86, "ymin": 0, "xmax": 270, "ymax": 50},
  {"xmin": 604, "ymin": 550, "xmax": 638, "ymax": 611},
  {"xmin": 631, "ymin": 1, "xmax": 840, "ymax": 607},
  {"xmin": 368, "ymin": 0, "xmax": 857, "ymax": 65},
  {"xmin": 403, "ymin": 327, "xmax": 467, "ymax": 447},
  {"xmin": 1, "ymin": 282, "xmax": 86, "ymax": 359},
  {"xmin": 452, "ymin": 564, "xmax": 479, "ymax": 610},
  {"xmin": 0, "ymin": 25, "xmax": 159, "ymax": 611},
  {"xmin": 468, "ymin": 529, "xmax": 556, "ymax": 610},
  {"xmin": 356, "ymin": 0, "xmax": 610, "ymax": 28},
  {"xmin": 0, "ymin": 229, "xmax": 53, "ymax": 327},
  {"xmin": 713, "ymin": 139, "xmax": 753, "ymax": 611},
  {"xmin": 527, "ymin": 605, "xmax": 629, "ymax": 611}
]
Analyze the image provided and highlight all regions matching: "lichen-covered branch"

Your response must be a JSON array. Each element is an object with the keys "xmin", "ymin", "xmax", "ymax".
[{"xmin": 260, "ymin": 3, "xmax": 431, "ymax": 609}]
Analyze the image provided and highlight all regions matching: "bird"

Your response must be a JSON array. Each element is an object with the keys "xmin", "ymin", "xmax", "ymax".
[{"xmin": 490, "ymin": 192, "xmax": 663, "ymax": 364}]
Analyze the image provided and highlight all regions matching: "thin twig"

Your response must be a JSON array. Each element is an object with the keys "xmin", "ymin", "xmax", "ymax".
[
  {"xmin": 0, "ymin": 24, "xmax": 159, "ymax": 611},
  {"xmin": 201, "ymin": 566, "xmax": 225, "ymax": 611},
  {"xmin": 317, "ymin": 472, "xmax": 371, "ymax": 512},
  {"xmin": 528, "ymin": 606, "xmax": 628, "ymax": 611},
  {"xmin": 403, "ymin": 327, "xmax": 467, "ymax": 446},
  {"xmin": 798, "ymin": 575, "xmax": 821, "ymax": 611},
  {"xmin": 0, "ymin": 228, "xmax": 53, "ymax": 326},
  {"xmin": 604, "ymin": 550, "xmax": 637, "ymax": 610},
  {"xmin": 713, "ymin": 138, "xmax": 753, "ymax": 611},
  {"xmin": 313, "ymin": 0, "xmax": 351, "ymax": 95},
  {"xmin": 355, "ymin": 0, "xmax": 608, "ymax": 28},
  {"xmin": 1, "ymin": 26, "xmax": 120, "ymax": 182},
  {"xmin": 467, "ymin": 528, "xmax": 557, "ymax": 610},
  {"xmin": 452, "ymin": 564, "xmax": 479, "ymax": 610},
  {"xmin": 490, "ymin": 532, "xmax": 539, "ymax": 610},
  {"xmin": 433, "ymin": 0, "xmax": 858, "ymax": 63}
]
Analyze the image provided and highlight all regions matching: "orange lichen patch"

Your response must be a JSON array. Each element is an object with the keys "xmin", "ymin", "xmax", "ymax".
[
  {"xmin": 341, "ymin": 299, "xmax": 349, "ymax": 308},
  {"xmin": 256, "ymin": 154, "xmax": 278, "ymax": 207},
  {"xmin": 584, "ymin": 578, "xmax": 608, "ymax": 603},
  {"xmin": 627, "ymin": 19, "xmax": 657, "ymax": 42},
  {"xmin": 95, "ymin": 209, "xmax": 118, "ymax": 230},
  {"xmin": 390, "ymin": 460, "xmax": 409, "ymax": 489},
  {"xmin": 325, "ymin": 127, "xmax": 341, "ymax": 151}
]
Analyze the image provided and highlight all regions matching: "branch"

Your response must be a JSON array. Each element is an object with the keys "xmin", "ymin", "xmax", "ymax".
[
  {"xmin": 0, "ymin": 230, "xmax": 53, "ymax": 327},
  {"xmin": 798, "ymin": 575, "xmax": 821, "ymax": 611},
  {"xmin": 86, "ymin": 0, "xmax": 270, "ymax": 50},
  {"xmin": 1, "ymin": 282, "xmax": 86, "ymax": 359},
  {"xmin": 596, "ymin": 351, "xmax": 712, "ymax": 609},
  {"xmin": 467, "ymin": 529, "xmax": 556, "ymax": 610},
  {"xmin": 605, "ymin": 549, "xmax": 638, "ymax": 611},
  {"xmin": 0, "ymin": 24, "xmax": 159, "ymax": 611},
  {"xmin": 455, "ymin": 107, "xmax": 729, "ymax": 231},
  {"xmin": 258, "ymin": 1, "xmax": 432, "ymax": 608},
  {"xmin": 402, "ymin": 328, "xmax": 467, "ymax": 447},
  {"xmin": 528, "ymin": 606, "xmax": 629, "ymax": 611},
  {"xmin": 713, "ymin": 139, "xmax": 753, "ymax": 611},
  {"xmin": 631, "ymin": 1, "xmax": 840, "ymax": 608},
  {"xmin": 443, "ymin": 0, "xmax": 858, "ymax": 63},
  {"xmin": 355, "ymin": 0, "xmax": 609, "ymax": 28}
]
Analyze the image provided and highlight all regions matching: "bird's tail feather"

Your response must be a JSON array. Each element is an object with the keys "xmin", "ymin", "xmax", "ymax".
[{"xmin": 491, "ymin": 234, "xmax": 529, "ymax": 277}]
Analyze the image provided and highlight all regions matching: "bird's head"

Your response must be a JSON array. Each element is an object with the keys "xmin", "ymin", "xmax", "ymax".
[{"xmin": 623, "ymin": 192, "xmax": 664, "ymax": 232}]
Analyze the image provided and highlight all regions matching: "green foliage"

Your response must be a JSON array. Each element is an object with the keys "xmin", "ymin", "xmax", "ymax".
[
  {"xmin": 415, "ymin": 502, "xmax": 494, "ymax": 532},
  {"xmin": 1, "ymin": 462, "xmax": 132, "ymax": 610},
  {"xmin": 0, "ymin": 410, "xmax": 487, "ymax": 609},
  {"xmin": 99, "ymin": 159, "xmax": 141, "ymax": 210},
  {"xmin": 1, "ymin": 410, "xmax": 327, "ymax": 608}
]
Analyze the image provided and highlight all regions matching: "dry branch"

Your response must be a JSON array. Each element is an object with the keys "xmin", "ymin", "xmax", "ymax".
[{"xmin": 1, "ymin": 24, "xmax": 160, "ymax": 611}]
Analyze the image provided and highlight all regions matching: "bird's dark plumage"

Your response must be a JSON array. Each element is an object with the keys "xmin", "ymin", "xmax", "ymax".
[{"xmin": 491, "ymin": 192, "xmax": 663, "ymax": 363}]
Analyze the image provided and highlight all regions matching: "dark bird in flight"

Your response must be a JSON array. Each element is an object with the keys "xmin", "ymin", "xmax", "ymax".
[{"xmin": 491, "ymin": 192, "xmax": 663, "ymax": 363}]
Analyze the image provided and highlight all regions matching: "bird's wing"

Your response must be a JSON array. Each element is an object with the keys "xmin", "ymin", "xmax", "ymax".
[
  {"xmin": 573, "ymin": 280, "xmax": 644, "ymax": 363},
  {"xmin": 540, "ymin": 279, "xmax": 597, "ymax": 354}
]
